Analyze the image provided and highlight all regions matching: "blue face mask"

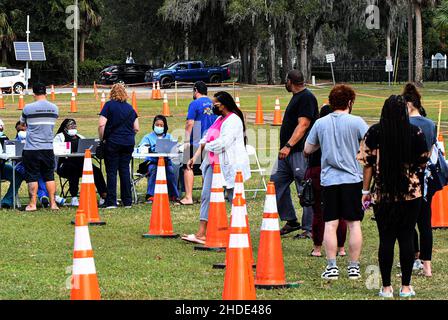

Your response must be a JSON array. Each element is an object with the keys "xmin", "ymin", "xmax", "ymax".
[{"xmin": 154, "ymin": 126, "xmax": 164, "ymax": 135}]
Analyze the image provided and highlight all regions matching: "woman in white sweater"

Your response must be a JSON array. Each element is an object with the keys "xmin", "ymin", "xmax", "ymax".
[{"xmin": 181, "ymin": 91, "xmax": 251, "ymax": 244}]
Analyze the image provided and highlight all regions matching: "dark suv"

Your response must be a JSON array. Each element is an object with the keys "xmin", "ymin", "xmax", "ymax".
[{"xmin": 99, "ymin": 64, "xmax": 152, "ymax": 85}]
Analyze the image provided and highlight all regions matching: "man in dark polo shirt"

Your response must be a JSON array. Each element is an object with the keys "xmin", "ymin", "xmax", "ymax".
[
  {"xmin": 271, "ymin": 70, "xmax": 318, "ymax": 235},
  {"xmin": 20, "ymin": 83, "xmax": 59, "ymax": 211}
]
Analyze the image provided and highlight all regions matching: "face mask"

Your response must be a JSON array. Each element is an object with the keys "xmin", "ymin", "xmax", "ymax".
[
  {"xmin": 67, "ymin": 129, "xmax": 78, "ymax": 136},
  {"xmin": 18, "ymin": 131, "xmax": 27, "ymax": 140},
  {"xmin": 0, "ymin": 131, "xmax": 4, "ymax": 137},
  {"xmin": 212, "ymin": 105, "xmax": 222, "ymax": 116},
  {"xmin": 154, "ymin": 126, "xmax": 164, "ymax": 135}
]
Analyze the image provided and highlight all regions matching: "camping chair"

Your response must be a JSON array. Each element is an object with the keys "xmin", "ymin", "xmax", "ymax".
[{"xmin": 245, "ymin": 144, "xmax": 267, "ymax": 199}]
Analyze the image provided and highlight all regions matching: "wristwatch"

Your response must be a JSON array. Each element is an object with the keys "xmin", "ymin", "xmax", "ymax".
[{"xmin": 285, "ymin": 143, "xmax": 293, "ymax": 149}]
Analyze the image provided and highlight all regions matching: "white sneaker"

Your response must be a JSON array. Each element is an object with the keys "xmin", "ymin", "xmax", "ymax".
[
  {"xmin": 99, "ymin": 198, "xmax": 105, "ymax": 206},
  {"xmin": 321, "ymin": 265, "xmax": 339, "ymax": 280},
  {"xmin": 379, "ymin": 287, "xmax": 394, "ymax": 298},
  {"xmin": 413, "ymin": 259, "xmax": 424, "ymax": 271},
  {"xmin": 71, "ymin": 197, "xmax": 79, "ymax": 207},
  {"xmin": 55, "ymin": 196, "xmax": 66, "ymax": 206}
]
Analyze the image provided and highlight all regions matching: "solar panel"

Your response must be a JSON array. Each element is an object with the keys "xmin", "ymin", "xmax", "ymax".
[{"xmin": 14, "ymin": 42, "xmax": 46, "ymax": 61}]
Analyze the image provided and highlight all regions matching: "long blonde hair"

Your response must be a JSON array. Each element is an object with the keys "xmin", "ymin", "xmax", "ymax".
[{"xmin": 109, "ymin": 84, "xmax": 128, "ymax": 102}]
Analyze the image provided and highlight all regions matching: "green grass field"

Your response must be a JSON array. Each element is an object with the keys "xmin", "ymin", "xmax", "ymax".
[{"xmin": 0, "ymin": 83, "xmax": 448, "ymax": 300}]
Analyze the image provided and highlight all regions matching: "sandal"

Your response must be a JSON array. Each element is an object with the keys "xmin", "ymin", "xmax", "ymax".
[
  {"xmin": 181, "ymin": 234, "xmax": 205, "ymax": 245},
  {"xmin": 310, "ymin": 249, "xmax": 322, "ymax": 257},
  {"xmin": 279, "ymin": 222, "xmax": 301, "ymax": 236},
  {"xmin": 175, "ymin": 199, "xmax": 194, "ymax": 206}
]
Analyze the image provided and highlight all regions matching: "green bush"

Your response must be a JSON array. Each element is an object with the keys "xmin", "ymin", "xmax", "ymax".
[{"xmin": 78, "ymin": 59, "xmax": 120, "ymax": 85}]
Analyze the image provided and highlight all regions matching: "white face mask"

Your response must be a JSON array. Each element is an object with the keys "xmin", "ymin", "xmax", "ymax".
[
  {"xmin": 154, "ymin": 126, "xmax": 164, "ymax": 135},
  {"xmin": 67, "ymin": 129, "xmax": 78, "ymax": 136},
  {"xmin": 18, "ymin": 131, "xmax": 27, "ymax": 140}
]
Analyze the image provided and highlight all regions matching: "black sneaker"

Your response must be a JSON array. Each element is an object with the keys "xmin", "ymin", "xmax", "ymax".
[
  {"xmin": 321, "ymin": 265, "xmax": 339, "ymax": 280},
  {"xmin": 347, "ymin": 265, "xmax": 361, "ymax": 280},
  {"xmin": 280, "ymin": 221, "xmax": 301, "ymax": 236},
  {"xmin": 40, "ymin": 196, "xmax": 50, "ymax": 208}
]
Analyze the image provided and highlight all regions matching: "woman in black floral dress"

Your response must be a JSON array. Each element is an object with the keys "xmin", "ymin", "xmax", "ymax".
[{"xmin": 357, "ymin": 95, "xmax": 429, "ymax": 298}]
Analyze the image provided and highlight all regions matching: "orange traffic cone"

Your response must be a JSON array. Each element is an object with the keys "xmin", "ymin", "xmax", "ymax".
[
  {"xmin": 222, "ymin": 192, "xmax": 256, "ymax": 300},
  {"xmin": 162, "ymin": 92, "xmax": 171, "ymax": 117},
  {"xmin": 18, "ymin": 93, "xmax": 25, "ymax": 110},
  {"xmin": 195, "ymin": 163, "xmax": 229, "ymax": 252},
  {"xmin": 143, "ymin": 157, "xmax": 179, "ymax": 238},
  {"xmin": 235, "ymin": 96, "xmax": 241, "ymax": 109},
  {"xmin": 151, "ymin": 82, "xmax": 156, "ymax": 100},
  {"xmin": 93, "ymin": 81, "xmax": 98, "ymax": 100},
  {"xmin": 0, "ymin": 91, "xmax": 4, "ymax": 109},
  {"xmin": 132, "ymin": 91, "xmax": 138, "ymax": 114},
  {"xmin": 71, "ymin": 149, "xmax": 105, "ymax": 226},
  {"xmin": 213, "ymin": 171, "xmax": 255, "ymax": 269},
  {"xmin": 70, "ymin": 209, "xmax": 101, "ymax": 300},
  {"xmin": 100, "ymin": 91, "xmax": 106, "ymax": 113},
  {"xmin": 70, "ymin": 92, "xmax": 78, "ymax": 113},
  {"xmin": 50, "ymin": 85, "xmax": 56, "ymax": 101},
  {"xmin": 155, "ymin": 82, "xmax": 162, "ymax": 100},
  {"xmin": 255, "ymin": 182, "xmax": 299, "ymax": 289},
  {"xmin": 272, "ymin": 97, "xmax": 282, "ymax": 126},
  {"xmin": 431, "ymin": 186, "xmax": 448, "ymax": 228},
  {"xmin": 255, "ymin": 95, "xmax": 264, "ymax": 125}
]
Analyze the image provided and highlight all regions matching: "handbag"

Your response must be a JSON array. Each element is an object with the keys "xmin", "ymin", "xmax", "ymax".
[
  {"xmin": 97, "ymin": 109, "xmax": 135, "ymax": 160},
  {"xmin": 425, "ymin": 144, "xmax": 448, "ymax": 199},
  {"xmin": 298, "ymin": 178, "xmax": 315, "ymax": 207}
]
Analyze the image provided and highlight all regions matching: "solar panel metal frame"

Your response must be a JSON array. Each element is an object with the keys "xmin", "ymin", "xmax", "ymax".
[{"xmin": 14, "ymin": 42, "xmax": 46, "ymax": 61}]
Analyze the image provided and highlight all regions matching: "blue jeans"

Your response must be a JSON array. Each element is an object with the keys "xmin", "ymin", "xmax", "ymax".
[
  {"xmin": 147, "ymin": 160, "xmax": 179, "ymax": 198},
  {"xmin": 199, "ymin": 164, "xmax": 233, "ymax": 222},
  {"xmin": 1, "ymin": 164, "xmax": 24, "ymax": 207}
]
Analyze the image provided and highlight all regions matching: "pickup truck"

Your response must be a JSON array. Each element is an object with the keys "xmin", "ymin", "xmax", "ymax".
[{"xmin": 145, "ymin": 61, "xmax": 231, "ymax": 88}]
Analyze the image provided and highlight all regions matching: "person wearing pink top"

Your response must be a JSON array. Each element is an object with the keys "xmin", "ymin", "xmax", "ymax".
[{"xmin": 181, "ymin": 91, "xmax": 251, "ymax": 245}]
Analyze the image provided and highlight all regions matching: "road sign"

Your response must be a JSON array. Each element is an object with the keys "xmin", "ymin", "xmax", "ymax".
[
  {"xmin": 326, "ymin": 53, "xmax": 335, "ymax": 64},
  {"xmin": 14, "ymin": 42, "xmax": 46, "ymax": 61}
]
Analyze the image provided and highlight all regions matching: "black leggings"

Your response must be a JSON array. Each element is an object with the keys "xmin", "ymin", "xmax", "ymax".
[
  {"xmin": 414, "ymin": 196, "xmax": 433, "ymax": 261},
  {"xmin": 375, "ymin": 198, "xmax": 421, "ymax": 287},
  {"xmin": 57, "ymin": 160, "xmax": 107, "ymax": 198}
]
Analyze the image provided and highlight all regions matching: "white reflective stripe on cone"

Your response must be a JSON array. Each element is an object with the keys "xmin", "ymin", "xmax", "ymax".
[
  {"xmin": 211, "ymin": 172, "xmax": 224, "ymax": 188},
  {"xmin": 234, "ymin": 183, "xmax": 246, "ymax": 199},
  {"xmin": 155, "ymin": 184, "xmax": 168, "ymax": 194},
  {"xmin": 230, "ymin": 206, "xmax": 247, "ymax": 227},
  {"xmin": 74, "ymin": 226, "xmax": 93, "ymax": 251},
  {"xmin": 156, "ymin": 167, "xmax": 167, "ymax": 181},
  {"xmin": 83, "ymin": 157, "xmax": 93, "ymax": 171},
  {"xmin": 261, "ymin": 218, "xmax": 280, "ymax": 231},
  {"xmin": 82, "ymin": 174, "xmax": 95, "ymax": 184},
  {"xmin": 275, "ymin": 105, "xmax": 280, "ymax": 110},
  {"xmin": 228, "ymin": 234, "xmax": 249, "ymax": 248},
  {"xmin": 263, "ymin": 194, "xmax": 277, "ymax": 214},
  {"xmin": 73, "ymin": 257, "xmax": 97, "ymax": 275},
  {"xmin": 210, "ymin": 191, "xmax": 225, "ymax": 203}
]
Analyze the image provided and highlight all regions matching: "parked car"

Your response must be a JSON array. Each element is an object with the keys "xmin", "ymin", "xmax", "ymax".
[
  {"xmin": 145, "ymin": 61, "xmax": 231, "ymax": 88},
  {"xmin": 99, "ymin": 64, "xmax": 152, "ymax": 85},
  {"xmin": 0, "ymin": 68, "xmax": 26, "ymax": 93}
]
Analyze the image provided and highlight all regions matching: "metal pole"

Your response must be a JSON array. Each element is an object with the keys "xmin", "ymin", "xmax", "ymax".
[
  {"xmin": 74, "ymin": 0, "xmax": 78, "ymax": 87},
  {"xmin": 330, "ymin": 62, "xmax": 336, "ymax": 85},
  {"xmin": 25, "ymin": 15, "xmax": 30, "ymax": 94},
  {"xmin": 175, "ymin": 81, "xmax": 178, "ymax": 107}
]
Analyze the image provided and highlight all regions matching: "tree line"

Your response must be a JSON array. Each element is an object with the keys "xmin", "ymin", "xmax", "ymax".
[{"xmin": 1, "ymin": 0, "xmax": 447, "ymax": 86}]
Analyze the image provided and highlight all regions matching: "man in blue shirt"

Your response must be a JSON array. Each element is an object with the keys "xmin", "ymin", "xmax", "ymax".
[{"xmin": 178, "ymin": 81, "xmax": 216, "ymax": 205}]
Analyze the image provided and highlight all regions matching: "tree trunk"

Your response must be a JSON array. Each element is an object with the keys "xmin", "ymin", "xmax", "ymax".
[
  {"xmin": 414, "ymin": 1, "xmax": 423, "ymax": 87},
  {"xmin": 266, "ymin": 23, "xmax": 276, "ymax": 85},
  {"xmin": 79, "ymin": 32, "xmax": 86, "ymax": 63},
  {"xmin": 280, "ymin": 26, "xmax": 293, "ymax": 84},
  {"xmin": 1, "ymin": 45, "xmax": 8, "ymax": 65},
  {"xmin": 306, "ymin": 31, "xmax": 317, "ymax": 83},
  {"xmin": 408, "ymin": 1, "xmax": 414, "ymax": 83},
  {"xmin": 386, "ymin": 25, "xmax": 391, "ymax": 59},
  {"xmin": 249, "ymin": 41, "xmax": 258, "ymax": 85},
  {"xmin": 239, "ymin": 44, "xmax": 249, "ymax": 83},
  {"xmin": 184, "ymin": 27, "xmax": 190, "ymax": 61},
  {"xmin": 298, "ymin": 30, "xmax": 308, "ymax": 81}
]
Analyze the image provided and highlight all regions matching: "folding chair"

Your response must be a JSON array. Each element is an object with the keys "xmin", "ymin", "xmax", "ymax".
[
  {"xmin": 245, "ymin": 144, "xmax": 267, "ymax": 199},
  {"xmin": 59, "ymin": 176, "xmax": 70, "ymax": 199}
]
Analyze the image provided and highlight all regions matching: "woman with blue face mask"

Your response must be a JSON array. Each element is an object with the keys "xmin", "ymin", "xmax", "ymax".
[
  {"xmin": 54, "ymin": 119, "xmax": 107, "ymax": 207},
  {"xmin": 138, "ymin": 115, "xmax": 179, "ymax": 203}
]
